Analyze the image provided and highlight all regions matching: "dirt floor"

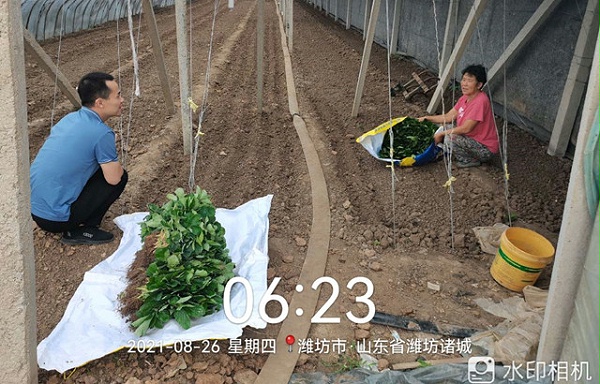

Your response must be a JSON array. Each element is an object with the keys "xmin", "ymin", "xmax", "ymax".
[{"xmin": 27, "ymin": 0, "xmax": 571, "ymax": 383}]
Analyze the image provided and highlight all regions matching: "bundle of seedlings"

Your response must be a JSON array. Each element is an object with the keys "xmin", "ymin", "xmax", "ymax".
[
  {"xmin": 120, "ymin": 187, "xmax": 235, "ymax": 336},
  {"xmin": 378, "ymin": 117, "xmax": 439, "ymax": 160}
]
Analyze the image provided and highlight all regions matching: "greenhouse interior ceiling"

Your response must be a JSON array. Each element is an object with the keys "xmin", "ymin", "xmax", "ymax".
[{"xmin": 21, "ymin": 0, "xmax": 176, "ymax": 40}]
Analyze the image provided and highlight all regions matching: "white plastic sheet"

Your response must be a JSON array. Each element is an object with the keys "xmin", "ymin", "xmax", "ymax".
[{"xmin": 38, "ymin": 195, "xmax": 273, "ymax": 373}]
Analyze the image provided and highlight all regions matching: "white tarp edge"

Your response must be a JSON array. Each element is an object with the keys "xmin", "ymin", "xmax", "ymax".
[{"xmin": 38, "ymin": 195, "xmax": 273, "ymax": 373}]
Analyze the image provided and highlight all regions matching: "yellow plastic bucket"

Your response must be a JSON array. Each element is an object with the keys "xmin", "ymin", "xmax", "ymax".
[{"xmin": 490, "ymin": 227, "xmax": 555, "ymax": 292}]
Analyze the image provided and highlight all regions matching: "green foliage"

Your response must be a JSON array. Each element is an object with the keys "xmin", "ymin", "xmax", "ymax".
[
  {"xmin": 133, "ymin": 187, "xmax": 235, "ymax": 336},
  {"xmin": 378, "ymin": 117, "xmax": 439, "ymax": 159},
  {"xmin": 506, "ymin": 211, "xmax": 519, "ymax": 223},
  {"xmin": 322, "ymin": 343, "xmax": 373, "ymax": 373}
]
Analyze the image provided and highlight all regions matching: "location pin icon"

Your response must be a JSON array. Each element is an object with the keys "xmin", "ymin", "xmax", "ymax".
[{"xmin": 285, "ymin": 334, "xmax": 295, "ymax": 353}]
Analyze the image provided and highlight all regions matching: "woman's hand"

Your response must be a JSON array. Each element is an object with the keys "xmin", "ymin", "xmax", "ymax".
[
  {"xmin": 417, "ymin": 116, "xmax": 427, "ymax": 122},
  {"xmin": 434, "ymin": 130, "xmax": 445, "ymax": 144}
]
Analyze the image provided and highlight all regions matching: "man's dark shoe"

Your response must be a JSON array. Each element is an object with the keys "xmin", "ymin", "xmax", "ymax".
[{"xmin": 61, "ymin": 227, "xmax": 114, "ymax": 245}]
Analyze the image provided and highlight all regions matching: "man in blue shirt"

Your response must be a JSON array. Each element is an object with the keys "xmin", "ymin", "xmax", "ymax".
[{"xmin": 30, "ymin": 72, "xmax": 128, "ymax": 245}]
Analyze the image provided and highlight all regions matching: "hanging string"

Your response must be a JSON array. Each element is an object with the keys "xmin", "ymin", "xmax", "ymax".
[
  {"xmin": 384, "ymin": 0, "xmax": 398, "ymax": 248},
  {"xmin": 186, "ymin": 2, "xmax": 196, "ymax": 192},
  {"xmin": 475, "ymin": 7, "xmax": 512, "ymax": 226},
  {"xmin": 50, "ymin": 0, "xmax": 67, "ymax": 128},
  {"xmin": 115, "ymin": 10, "xmax": 126, "ymax": 216},
  {"xmin": 188, "ymin": 0, "xmax": 222, "ymax": 191},
  {"xmin": 432, "ymin": 0, "xmax": 456, "ymax": 250},
  {"xmin": 116, "ymin": 17, "xmax": 125, "ymax": 163},
  {"xmin": 126, "ymin": 0, "xmax": 141, "ymax": 97},
  {"xmin": 500, "ymin": 0, "xmax": 512, "ymax": 226},
  {"xmin": 121, "ymin": 4, "xmax": 144, "ymax": 170}
]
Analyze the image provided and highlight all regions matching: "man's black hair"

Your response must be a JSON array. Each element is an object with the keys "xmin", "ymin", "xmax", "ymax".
[
  {"xmin": 462, "ymin": 64, "xmax": 487, "ymax": 86},
  {"xmin": 77, "ymin": 72, "xmax": 114, "ymax": 107}
]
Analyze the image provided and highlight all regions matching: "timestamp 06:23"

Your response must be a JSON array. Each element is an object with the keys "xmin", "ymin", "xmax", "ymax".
[{"xmin": 223, "ymin": 276, "xmax": 376, "ymax": 325}]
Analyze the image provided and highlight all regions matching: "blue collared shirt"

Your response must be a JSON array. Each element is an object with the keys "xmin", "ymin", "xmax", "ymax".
[{"xmin": 30, "ymin": 107, "xmax": 118, "ymax": 221}]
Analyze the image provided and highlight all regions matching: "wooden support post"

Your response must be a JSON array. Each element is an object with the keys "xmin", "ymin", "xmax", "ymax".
[
  {"xmin": 426, "ymin": 0, "xmax": 489, "ymax": 114},
  {"xmin": 538, "ymin": 36, "xmax": 599, "ymax": 363},
  {"xmin": 440, "ymin": 0, "xmax": 458, "ymax": 72},
  {"xmin": 142, "ymin": 0, "xmax": 175, "ymax": 115},
  {"xmin": 22, "ymin": 28, "xmax": 81, "ymax": 109},
  {"xmin": 351, "ymin": 0, "xmax": 381, "ymax": 117},
  {"xmin": 487, "ymin": 0, "xmax": 561, "ymax": 84},
  {"xmin": 548, "ymin": 0, "xmax": 598, "ymax": 157},
  {"xmin": 346, "ymin": 0, "xmax": 351, "ymax": 29},
  {"xmin": 175, "ymin": 0, "xmax": 192, "ymax": 155},
  {"xmin": 257, "ymin": 0, "xmax": 265, "ymax": 112},
  {"xmin": 390, "ymin": 0, "xmax": 402, "ymax": 54}
]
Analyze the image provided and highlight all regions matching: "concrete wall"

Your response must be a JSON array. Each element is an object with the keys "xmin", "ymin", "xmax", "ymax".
[
  {"xmin": 307, "ymin": 0, "xmax": 598, "ymax": 147},
  {"xmin": 0, "ymin": 0, "xmax": 38, "ymax": 382}
]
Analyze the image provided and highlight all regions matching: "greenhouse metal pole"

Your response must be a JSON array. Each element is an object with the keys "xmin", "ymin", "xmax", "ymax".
[
  {"xmin": 362, "ymin": 0, "xmax": 372, "ymax": 40},
  {"xmin": 390, "ymin": 0, "xmax": 402, "ymax": 54},
  {"xmin": 440, "ymin": 0, "xmax": 458, "ymax": 73},
  {"xmin": 426, "ymin": 0, "xmax": 489, "ymax": 114},
  {"xmin": 538, "ymin": 36, "xmax": 599, "ymax": 364},
  {"xmin": 346, "ymin": 0, "xmax": 351, "ymax": 29},
  {"xmin": 0, "ymin": 1, "xmax": 37, "ymax": 383},
  {"xmin": 334, "ymin": 0, "xmax": 338, "ymax": 22},
  {"xmin": 287, "ymin": 0, "xmax": 293, "ymax": 53},
  {"xmin": 351, "ymin": 0, "xmax": 381, "ymax": 117},
  {"xmin": 175, "ymin": 0, "xmax": 192, "ymax": 155},
  {"xmin": 486, "ymin": 0, "xmax": 561, "ymax": 85}
]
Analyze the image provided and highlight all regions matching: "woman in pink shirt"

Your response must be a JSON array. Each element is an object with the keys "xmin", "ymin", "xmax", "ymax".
[{"xmin": 419, "ymin": 64, "xmax": 499, "ymax": 168}]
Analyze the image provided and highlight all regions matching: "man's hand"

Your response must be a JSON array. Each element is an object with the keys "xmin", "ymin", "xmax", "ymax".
[{"xmin": 417, "ymin": 116, "xmax": 427, "ymax": 122}]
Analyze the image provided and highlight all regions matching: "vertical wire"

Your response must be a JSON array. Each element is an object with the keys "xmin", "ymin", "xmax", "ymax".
[
  {"xmin": 475, "ymin": 4, "xmax": 512, "ymax": 226},
  {"xmin": 432, "ymin": 0, "xmax": 456, "ymax": 250},
  {"xmin": 501, "ymin": 0, "xmax": 512, "ymax": 226},
  {"xmin": 189, "ymin": 0, "xmax": 222, "ymax": 191},
  {"xmin": 115, "ymin": 12, "xmax": 126, "ymax": 216},
  {"xmin": 116, "ymin": 16, "xmax": 125, "ymax": 163},
  {"xmin": 187, "ymin": 0, "xmax": 195, "ymax": 191},
  {"xmin": 386, "ymin": 0, "xmax": 399, "ymax": 248},
  {"xmin": 122, "ymin": 2, "xmax": 143, "ymax": 169}
]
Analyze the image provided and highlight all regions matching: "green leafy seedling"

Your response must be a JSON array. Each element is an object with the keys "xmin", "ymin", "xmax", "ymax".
[
  {"xmin": 379, "ymin": 117, "xmax": 438, "ymax": 160},
  {"xmin": 133, "ymin": 187, "xmax": 235, "ymax": 336}
]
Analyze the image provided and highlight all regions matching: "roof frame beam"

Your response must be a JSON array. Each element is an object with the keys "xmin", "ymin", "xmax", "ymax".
[{"xmin": 427, "ymin": 0, "xmax": 489, "ymax": 114}]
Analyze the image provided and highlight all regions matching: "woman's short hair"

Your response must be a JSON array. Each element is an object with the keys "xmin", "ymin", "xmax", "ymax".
[{"xmin": 462, "ymin": 64, "xmax": 487, "ymax": 86}]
